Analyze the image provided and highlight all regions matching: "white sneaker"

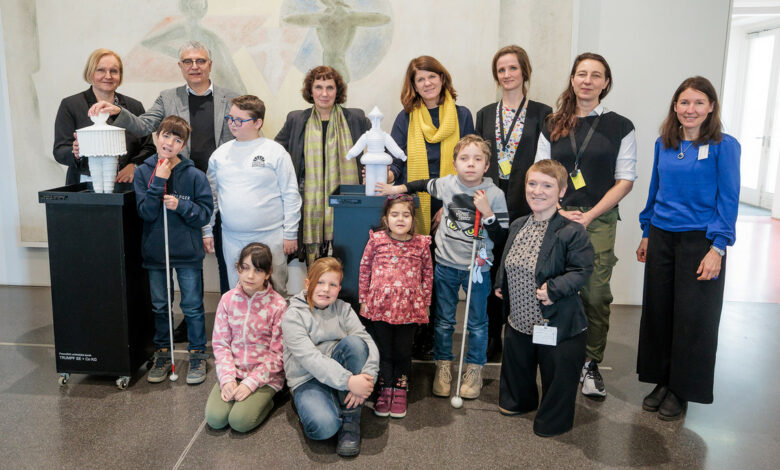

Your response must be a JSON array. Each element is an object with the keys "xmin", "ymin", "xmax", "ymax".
[
  {"xmin": 581, "ymin": 361, "xmax": 606, "ymax": 398},
  {"xmin": 580, "ymin": 362, "xmax": 589, "ymax": 383}
]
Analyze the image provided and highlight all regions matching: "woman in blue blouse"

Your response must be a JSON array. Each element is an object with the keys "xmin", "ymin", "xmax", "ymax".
[{"xmin": 636, "ymin": 76, "xmax": 740, "ymax": 421}]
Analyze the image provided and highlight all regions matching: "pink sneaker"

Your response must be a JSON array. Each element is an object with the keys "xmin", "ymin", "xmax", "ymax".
[
  {"xmin": 390, "ymin": 388, "xmax": 407, "ymax": 418},
  {"xmin": 374, "ymin": 387, "xmax": 392, "ymax": 417}
]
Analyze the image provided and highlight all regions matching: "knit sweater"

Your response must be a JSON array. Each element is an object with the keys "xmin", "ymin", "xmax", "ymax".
[
  {"xmin": 205, "ymin": 137, "xmax": 301, "ymax": 239},
  {"xmin": 282, "ymin": 291, "xmax": 379, "ymax": 391},
  {"xmin": 212, "ymin": 285, "xmax": 287, "ymax": 392},
  {"xmin": 639, "ymin": 135, "xmax": 740, "ymax": 249}
]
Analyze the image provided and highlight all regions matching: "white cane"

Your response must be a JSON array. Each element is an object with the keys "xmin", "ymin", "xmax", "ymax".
[
  {"xmin": 163, "ymin": 204, "xmax": 179, "ymax": 382},
  {"xmin": 451, "ymin": 210, "xmax": 482, "ymax": 409}
]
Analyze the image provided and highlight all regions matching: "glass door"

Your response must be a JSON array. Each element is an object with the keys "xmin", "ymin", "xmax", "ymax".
[{"xmin": 738, "ymin": 30, "xmax": 780, "ymax": 208}]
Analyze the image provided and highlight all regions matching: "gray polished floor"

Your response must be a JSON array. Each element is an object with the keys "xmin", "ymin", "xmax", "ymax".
[{"xmin": 0, "ymin": 285, "xmax": 777, "ymax": 469}]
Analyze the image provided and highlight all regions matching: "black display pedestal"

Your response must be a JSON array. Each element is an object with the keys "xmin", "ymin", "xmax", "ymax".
[
  {"xmin": 329, "ymin": 185, "xmax": 418, "ymax": 311},
  {"xmin": 39, "ymin": 183, "xmax": 153, "ymax": 389}
]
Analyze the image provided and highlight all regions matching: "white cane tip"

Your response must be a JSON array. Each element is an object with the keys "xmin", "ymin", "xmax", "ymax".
[
  {"xmin": 451, "ymin": 396, "xmax": 463, "ymax": 408},
  {"xmin": 169, "ymin": 373, "xmax": 178, "ymax": 382}
]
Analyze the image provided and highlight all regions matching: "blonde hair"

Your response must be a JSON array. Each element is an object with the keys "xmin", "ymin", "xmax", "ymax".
[
  {"xmin": 83, "ymin": 49, "xmax": 123, "ymax": 86},
  {"xmin": 453, "ymin": 134, "xmax": 490, "ymax": 160},
  {"xmin": 305, "ymin": 257, "xmax": 343, "ymax": 309}
]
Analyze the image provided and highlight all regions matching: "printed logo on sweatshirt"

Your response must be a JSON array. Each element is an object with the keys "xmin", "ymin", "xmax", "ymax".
[
  {"xmin": 251, "ymin": 155, "xmax": 265, "ymax": 168},
  {"xmin": 171, "ymin": 193, "xmax": 192, "ymax": 201}
]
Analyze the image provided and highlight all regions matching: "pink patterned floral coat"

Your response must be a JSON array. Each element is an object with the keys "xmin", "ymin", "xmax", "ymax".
[
  {"xmin": 358, "ymin": 230, "xmax": 433, "ymax": 324},
  {"xmin": 212, "ymin": 285, "xmax": 287, "ymax": 392}
]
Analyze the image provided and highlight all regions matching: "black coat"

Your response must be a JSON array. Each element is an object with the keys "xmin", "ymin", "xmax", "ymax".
[
  {"xmin": 274, "ymin": 106, "xmax": 371, "ymax": 185},
  {"xmin": 495, "ymin": 212, "xmax": 594, "ymax": 343},
  {"xmin": 53, "ymin": 88, "xmax": 156, "ymax": 185},
  {"xmin": 475, "ymin": 100, "xmax": 552, "ymax": 222}
]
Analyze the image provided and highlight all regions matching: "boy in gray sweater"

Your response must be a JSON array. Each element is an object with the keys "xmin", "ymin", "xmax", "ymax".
[{"xmin": 377, "ymin": 135, "xmax": 509, "ymax": 400}]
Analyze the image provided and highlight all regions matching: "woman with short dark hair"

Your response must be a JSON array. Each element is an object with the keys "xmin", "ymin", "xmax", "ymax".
[{"xmin": 275, "ymin": 65, "xmax": 370, "ymax": 264}]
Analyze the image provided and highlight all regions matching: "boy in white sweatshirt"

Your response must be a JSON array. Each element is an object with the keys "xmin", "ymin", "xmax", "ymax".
[{"xmin": 204, "ymin": 95, "xmax": 301, "ymax": 296}]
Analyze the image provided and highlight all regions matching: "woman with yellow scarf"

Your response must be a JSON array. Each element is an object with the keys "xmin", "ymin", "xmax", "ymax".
[{"xmin": 388, "ymin": 56, "xmax": 474, "ymax": 359}]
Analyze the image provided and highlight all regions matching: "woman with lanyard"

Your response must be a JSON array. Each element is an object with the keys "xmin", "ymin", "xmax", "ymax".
[
  {"xmin": 54, "ymin": 48, "xmax": 155, "ymax": 186},
  {"xmin": 636, "ymin": 76, "xmax": 739, "ymax": 420},
  {"xmin": 475, "ymin": 45, "xmax": 552, "ymax": 361},
  {"xmin": 534, "ymin": 52, "xmax": 637, "ymax": 399},
  {"xmin": 275, "ymin": 66, "xmax": 370, "ymax": 265},
  {"xmin": 388, "ymin": 55, "xmax": 474, "ymax": 359}
]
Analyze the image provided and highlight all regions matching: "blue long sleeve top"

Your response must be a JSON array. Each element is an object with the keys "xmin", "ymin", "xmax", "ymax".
[{"xmin": 638, "ymin": 134, "xmax": 741, "ymax": 250}]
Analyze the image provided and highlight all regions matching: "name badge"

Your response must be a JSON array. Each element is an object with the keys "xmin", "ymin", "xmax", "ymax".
[
  {"xmin": 570, "ymin": 170, "xmax": 586, "ymax": 190},
  {"xmin": 498, "ymin": 157, "xmax": 512, "ymax": 177},
  {"xmin": 532, "ymin": 324, "xmax": 557, "ymax": 346},
  {"xmin": 697, "ymin": 144, "xmax": 709, "ymax": 160}
]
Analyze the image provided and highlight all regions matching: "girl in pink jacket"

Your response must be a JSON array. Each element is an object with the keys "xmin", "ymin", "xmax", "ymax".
[{"xmin": 204, "ymin": 243, "xmax": 287, "ymax": 432}]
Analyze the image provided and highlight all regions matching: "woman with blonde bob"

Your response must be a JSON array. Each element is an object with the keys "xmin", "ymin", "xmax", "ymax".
[
  {"xmin": 53, "ymin": 48, "xmax": 155, "ymax": 186},
  {"xmin": 282, "ymin": 257, "xmax": 379, "ymax": 457}
]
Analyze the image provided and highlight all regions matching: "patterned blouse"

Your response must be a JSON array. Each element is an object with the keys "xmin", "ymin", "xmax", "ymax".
[
  {"xmin": 494, "ymin": 103, "xmax": 528, "ymax": 179},
  {"xmin": 358, "ymin": 230, "xmax": 433, "ymax": 324},
  {"xmin": 505, "ymin": 217, "xmax": 549, "ymax": 334}
]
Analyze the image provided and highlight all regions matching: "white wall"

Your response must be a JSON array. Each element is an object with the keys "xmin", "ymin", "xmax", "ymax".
[
  {"xmin": 0, "ymin": 7, "xmax": 51, "ymax": 286},
  {"xmin": 574, "ymin": 0, "xmax": 732, "ymax": 305}
]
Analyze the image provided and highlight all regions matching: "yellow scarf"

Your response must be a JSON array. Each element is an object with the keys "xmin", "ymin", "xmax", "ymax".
[{"xmin": 407, "ymin": 90, "xmax": 459, "ymax": 234}]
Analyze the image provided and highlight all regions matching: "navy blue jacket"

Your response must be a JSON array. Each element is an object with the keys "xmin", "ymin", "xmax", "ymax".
[{"xmin": 133, "ymin": 155, "xmax": 213, "ymax": 270}]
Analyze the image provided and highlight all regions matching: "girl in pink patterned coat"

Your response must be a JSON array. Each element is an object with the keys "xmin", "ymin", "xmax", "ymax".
[
  {"xmin": 359, "ymin": 194, "xmax": 433, "ymax": 418},
  {"xmin": 204, "ymin": 243, "xmax": 287, "ymax": 433}
]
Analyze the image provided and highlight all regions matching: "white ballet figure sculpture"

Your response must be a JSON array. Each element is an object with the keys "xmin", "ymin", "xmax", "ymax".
[
  {"xmin": 346, "ymin": 106, "xmax": 406, "ymax": 196},
  {"xmin": 76, "ymin": 113, "xmax": 127, "ymax": 193}
]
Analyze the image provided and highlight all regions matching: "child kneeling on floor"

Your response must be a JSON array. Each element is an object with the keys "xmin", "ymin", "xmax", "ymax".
[
  {"xmin": 282, "ymin": 257, "xmax": 379, "ymax": 457},
  {"xmin": 377, "ymin": 134, "xmax": 509, "ymax": 400},
  {"xmin": 205, "ymin": 243, "xmax": 287, "ymax": 432}
]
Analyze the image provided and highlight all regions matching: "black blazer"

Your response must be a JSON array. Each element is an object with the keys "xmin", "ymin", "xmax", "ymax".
[
  {"xmin": 494, "ymin": 212, "xmax": 594, "ymax": 343},
  {"xmin": 274, "ymin": 107, "xmax": 371, "ymax": 185},
  {"xmin": 53, "ymin": 88, "xmax": 156, "ymax": 185},
  {"xmin": 475, "ymin": 100, "xmax": 552, "ymax": 222}
]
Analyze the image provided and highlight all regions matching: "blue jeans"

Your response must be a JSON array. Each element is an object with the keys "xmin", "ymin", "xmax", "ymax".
[
  {"xmin": 292, "ymin": 336, "xmax": 369, "ymax": 440},
  {"xmin": 433, "ymin": 264, "xmax": 490, "ymax": 365},
  {"xmin": 148, "ymin": 268, "xmax": 207, "ymax": 352}
]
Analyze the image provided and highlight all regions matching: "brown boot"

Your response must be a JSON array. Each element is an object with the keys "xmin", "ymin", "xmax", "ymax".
[
  {"xmin": 459, "ymin": 364, "xmax": 483, "ymax": 399},
  {"xmin": 432, "ymin": 360, "xmax": 452, "ymax": 397}
]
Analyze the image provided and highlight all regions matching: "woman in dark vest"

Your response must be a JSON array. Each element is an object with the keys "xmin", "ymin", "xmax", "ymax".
[
  {"xmin": 275, "ymin": 66, "xmax": 370, "ymax": 265},
  {"xmin": 53, "ymin": 48, "xmax": 155, "ymax": 186},
  {"xmin": 475, "ymin": 45, "xmax": 552, "ymax": 361},
  {"xmin": 534, "ymin": 52, "xmax": 637, "ymax": 399}
]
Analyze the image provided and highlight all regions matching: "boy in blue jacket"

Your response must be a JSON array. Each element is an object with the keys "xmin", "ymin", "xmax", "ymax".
[{"xmin": 134, "ymin": 116, "xmax": 214, "ymax": 385}]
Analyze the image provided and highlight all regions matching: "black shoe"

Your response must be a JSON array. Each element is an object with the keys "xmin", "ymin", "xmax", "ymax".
[
  {"xmin": 486, "ymin": 336, "xmax": 502, "ymax": 363},
  {"xmin": 336, "ymin": 413, "xmax": 361, "ymax": 457},
  {"xmin": 642, "ymin": 384, "xmax": 669, "ymax": 412},
  {"xmin": 172, "ymin": 320, "xmax": 188, "ymax": 343},
  {"xmin": 658, "ymin": 390, "xmax": 687, "ymax": 421}
]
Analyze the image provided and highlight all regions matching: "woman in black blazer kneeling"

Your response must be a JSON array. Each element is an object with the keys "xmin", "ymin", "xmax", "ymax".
[{"xmin": 494, "ymin": 159, "xmax": 593, "ymax": 437}]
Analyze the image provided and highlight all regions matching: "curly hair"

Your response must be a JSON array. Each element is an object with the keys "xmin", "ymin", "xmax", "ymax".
[{"xmin": 301, "ymin": 66, "xmax": 347, "ymax": 105}]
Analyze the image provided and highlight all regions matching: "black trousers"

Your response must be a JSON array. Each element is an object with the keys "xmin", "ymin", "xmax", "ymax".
[
  {"xmin": 213, "ymin": 213, "xmax": 230, "ymax": 295},
  {"xmin": 499, "ymin": 325, "xmax": 586, "ymax": 436},
  {"xmin": 370, "ymin": 320, "xmax": 417, "ymax": 387},
  {"xmin": 637, "ymin": 226, "xmax": 726, "ymax": 404}
]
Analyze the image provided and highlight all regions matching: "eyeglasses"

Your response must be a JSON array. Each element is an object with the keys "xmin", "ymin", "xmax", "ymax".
[
  {"xmin": 180, "ymin": 58, "xmax": 209, "ymax": 67},
  {"xmin": 224, "ymin": 115, "xmax": 256, "ymax": 127}
]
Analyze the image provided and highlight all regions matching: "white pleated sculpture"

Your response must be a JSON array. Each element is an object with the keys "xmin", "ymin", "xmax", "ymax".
[
  {"xmin": 346, "ymin": 106, "xmax": 407, "ymax": 196},
  {"xmin": 76, "ymin": 113, "xmax": 127, "ymax": 193}
]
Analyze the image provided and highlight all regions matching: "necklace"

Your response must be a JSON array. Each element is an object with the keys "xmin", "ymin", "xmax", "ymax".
[{"xmin": 677, "ymin": 141, "xmax": 694, "ymax": 160}]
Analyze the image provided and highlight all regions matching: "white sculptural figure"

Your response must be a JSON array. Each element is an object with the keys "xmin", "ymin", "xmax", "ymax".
[
  {"xmin": 345, "ymin": 106, "xmax": 407, "ymax": 196},
  {"xmin": 76, "ymin": 113, "xmax": 127, "ymax": 193}
]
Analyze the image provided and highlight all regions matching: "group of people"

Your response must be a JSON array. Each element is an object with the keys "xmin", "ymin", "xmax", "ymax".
[{"xmin": 53, "ymin": 40, "xmax": 740, "ymax": 456}]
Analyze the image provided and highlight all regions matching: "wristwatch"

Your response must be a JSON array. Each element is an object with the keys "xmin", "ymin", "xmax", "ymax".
[{"xmin": 711, "ymin": 246, "xmax": 725, "ymax": 256}]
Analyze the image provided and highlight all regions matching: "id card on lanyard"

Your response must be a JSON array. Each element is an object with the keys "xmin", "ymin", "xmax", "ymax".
[
  {"xmin": 568, "ymin": 116, "xmax": 601, "ymax": 190},
  {"xmin": 497, "ymin": 97, "xmax": 527, "ymax": 178}
]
